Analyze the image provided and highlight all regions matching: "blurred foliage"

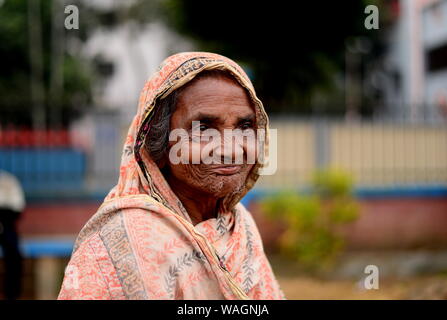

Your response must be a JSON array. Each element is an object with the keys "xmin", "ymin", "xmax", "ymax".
[
  {"xmin": 260, "ymin": 169, "xmax": 359, "ymax": 272},
  {"xmin": 0, "ymin": 0, "xmax": 393, "ymax": 125},
  {"xmin": 0, "ymin": 0, "xmax": 125, "ymax": 127},
  {"xmin": 161, "ymin": 0, "xmax": 388, "ymax": 115}
]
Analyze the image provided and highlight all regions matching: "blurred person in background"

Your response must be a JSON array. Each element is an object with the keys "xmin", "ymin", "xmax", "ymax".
[
  {"xmin": 58, "ymin": 52, "xmax": 285, "ymax": 300},
  {"xmin": 0, "ymin": 170, "xmax": 25, "ymax": 300}
]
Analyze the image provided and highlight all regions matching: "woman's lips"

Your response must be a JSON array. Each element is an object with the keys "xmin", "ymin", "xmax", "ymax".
[{"xmin": 209, "ymin": 165, "xmax": 242, "ymax": 175}]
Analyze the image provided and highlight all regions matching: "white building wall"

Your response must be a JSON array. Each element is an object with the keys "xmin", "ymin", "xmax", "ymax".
[
  {"xmin": 383, "ymin": 0, "xmax": 447, "ymax": 121},
  {"xmin": 422, "ymin": 0, "xmax": 447, "ymax": 113}
]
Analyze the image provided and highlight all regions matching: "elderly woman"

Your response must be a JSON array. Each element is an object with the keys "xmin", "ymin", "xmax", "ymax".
[{"xmin": 58, "ymin": 52, "xmax": 285, "ymax": 300}]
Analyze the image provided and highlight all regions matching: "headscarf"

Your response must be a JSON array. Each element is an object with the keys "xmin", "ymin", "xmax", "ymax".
[{"xmin": 58, "ymin": 52, "xmax": 284, "ymax": 300}]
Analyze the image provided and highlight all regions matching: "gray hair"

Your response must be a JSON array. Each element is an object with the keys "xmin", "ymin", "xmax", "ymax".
[{"xmin": 145, "ymin": 90, "xmax": 179, "ymax": 166}]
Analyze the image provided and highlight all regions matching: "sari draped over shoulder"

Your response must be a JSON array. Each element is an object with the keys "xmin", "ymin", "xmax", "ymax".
[{"xmin": 58, "ymin": 52, "xmax": 285, "ymax": 300}]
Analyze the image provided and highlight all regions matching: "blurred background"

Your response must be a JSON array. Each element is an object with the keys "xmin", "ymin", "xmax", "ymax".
[{"xmin": 0, "ymin": 0, "xmax": 446, "ymax": 299}]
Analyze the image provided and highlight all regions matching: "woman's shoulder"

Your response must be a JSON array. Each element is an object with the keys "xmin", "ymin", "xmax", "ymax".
[
  {"xmin": 78, "ymin": 199, "xmax": 184, "ymax": 254},
  {"xmin": 73, "ymin": 196, "xmax": 162, "ymax": 245}
]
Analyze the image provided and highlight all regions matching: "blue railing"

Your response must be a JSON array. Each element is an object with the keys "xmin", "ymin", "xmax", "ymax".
[
  {"xmin": 240, "ymin": 185, "xmax": 447, "ymax": 207},
  {"xmin": 0, "ymin": 148, "xmax": 86, "ymax": 193}
]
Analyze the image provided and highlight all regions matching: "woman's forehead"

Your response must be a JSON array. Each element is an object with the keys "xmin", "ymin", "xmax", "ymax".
[
  {"xmin": 181, "ymin": 76, "xmax": 249, "ymax": 100},
  {"xmin": 174, "ymin": 76, "xmax": 255, "ymax": 120}
]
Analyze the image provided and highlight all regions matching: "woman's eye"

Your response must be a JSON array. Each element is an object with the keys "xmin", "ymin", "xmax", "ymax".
[
  {"xmin": 199, "ymin": 124, "xmax": 208, "ymax": 131},
  {"xmin": 240, "ymin": 122, "xmax": 254, "ymax": 130}
]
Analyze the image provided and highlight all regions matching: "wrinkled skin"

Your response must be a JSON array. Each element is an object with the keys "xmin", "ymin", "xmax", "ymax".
[{"xmin": 163, "ymin": 74, "xmax": 256, "ymax": 224}]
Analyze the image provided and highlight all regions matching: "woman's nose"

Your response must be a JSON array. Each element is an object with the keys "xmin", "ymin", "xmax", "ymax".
[{"xmin": 213, "ymin": 134, "xmax": 245, "ymax": 164}]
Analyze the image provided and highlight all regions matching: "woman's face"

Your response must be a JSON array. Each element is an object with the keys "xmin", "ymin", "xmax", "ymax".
[{"xmin": 166, "ymin": 75, "xmax": 256, "ymax": 199}]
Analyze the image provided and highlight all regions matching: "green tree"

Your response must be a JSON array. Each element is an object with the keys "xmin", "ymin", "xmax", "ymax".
[
  {"xmin": 0, "ymin": 0, "xmax": 120, "ymax": 127},
  {"xmin": 261, "ymin": 170, "xmax": 359, "ymax": 272},
  {"xmin": 162, "ymin": 0, "xmax": 385, "ymax": 115}
]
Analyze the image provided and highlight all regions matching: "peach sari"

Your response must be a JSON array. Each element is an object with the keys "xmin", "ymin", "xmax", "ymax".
[{"xmin": 58, "ymin": 52, "xmax": 285, "ymax": 300}]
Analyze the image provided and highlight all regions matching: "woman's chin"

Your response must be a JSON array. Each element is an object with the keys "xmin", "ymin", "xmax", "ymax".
[{"xmin": 199, "ymin": 175, "xmax": 245, "ymax": 198}]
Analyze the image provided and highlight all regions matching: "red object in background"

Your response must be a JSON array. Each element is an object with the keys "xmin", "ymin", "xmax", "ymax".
[
  {"xmin": 19, "ymin": 129, "xmax": 33, "ymax": 147},
  {"xmin": 391, "ymin": 0, "xmax": 400, "ymax": 18},
  {"xmin": 18, "ymin": 202, "xmax": 100, "ymax": 235},
  {"xmin": 31, "ymin": 130, "xmax": 47, "ymax": 147},
  {"xmin": 46, "ymin": 129, "xmax": 70, "ymax": 147},
  {"xmin": 340, "ymin": 197, "xmax": 447, "ymax": 250},
  {"xmin": 0, "ymin": 128, "xmax": 71, "ymax": 147},
  {"xmin": 1, "ymin": 129, "xmax": 17, "ymax": 146},
  {"xmin": 248, "ymin": 197, "xmax": 447, "ymax": 251}
]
